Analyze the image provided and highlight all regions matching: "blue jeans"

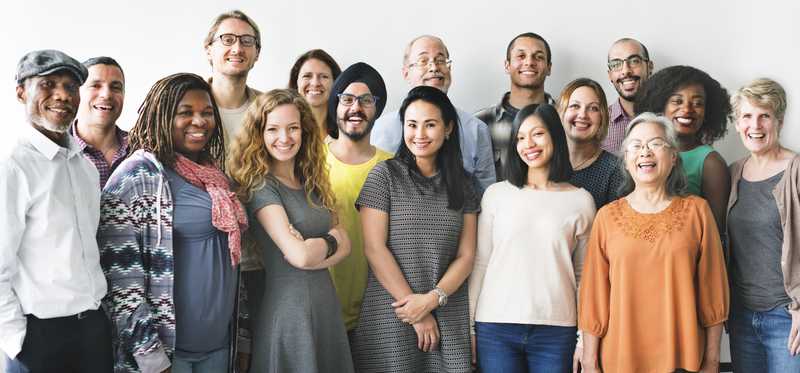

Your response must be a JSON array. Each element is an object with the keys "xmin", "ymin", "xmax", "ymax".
[
  {"xmin": 729, "ymin": 303, "xmax": 800, "ymax": 372},
  {"xmin": 475, "ymin": 322, "xmax": 576, "ymax": 373},
  {"xmin": 172, "ymin": 347, "xmax": 229, "ymax": 373}
]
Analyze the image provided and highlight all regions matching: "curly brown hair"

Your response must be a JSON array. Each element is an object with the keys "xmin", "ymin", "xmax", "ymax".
[{"xmin": 227, "ymin": 89, "xmax": 336, "ymax": 220}]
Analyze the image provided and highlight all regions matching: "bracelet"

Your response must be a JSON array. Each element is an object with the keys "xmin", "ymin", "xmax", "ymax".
[
  {"xmin": 431, "ymin": 287, "xmax": 448, "ymax": 307},
  {"xmin": 322, "ymin": 233, "xmax": 338, "ymax": 259}
]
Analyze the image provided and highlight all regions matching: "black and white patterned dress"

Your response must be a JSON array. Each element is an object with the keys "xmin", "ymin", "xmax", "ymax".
[{"xmin": 353, "ymin": 159, "xmax": 479, "ymax": 373}]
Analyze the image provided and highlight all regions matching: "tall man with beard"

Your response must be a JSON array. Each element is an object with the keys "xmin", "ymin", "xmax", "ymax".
[
  {"xmin": 602, "ymin": 38, "xmax": 653, "ymax": 154},
  {"xmin": 475, "ymin": 32, "xmax": 555, "ymax": 181},
  {"xmin": 371, "ymin": 35, "xmax": 495, "ymax": 193},
  {"xmin": 1, "ymin": 50, "xmax": 111, "ymax": 372},
  {"xmin": 324, "ymin": 63, "xmax": 392, "ymax": 350}
]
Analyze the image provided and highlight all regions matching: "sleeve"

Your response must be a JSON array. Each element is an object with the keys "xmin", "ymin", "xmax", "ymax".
[
  {"xmin": 472, "ymin": 117, "xmax": 497, "ymax": 194},
  {"xmin": 355, "ymin": 161, "xmax": 392, "ymax": 213},
  {"xmin": 246, "ymin": 179, "xmax": 283, "ymax": 216},
  {"xmin": 468, "ymin": 185, "xmax": 496, "ymax": 334},
  {"xmin": 97, "ymin": 178, "xmax": 170, "ymax": 372},
  {"xmin": 370, "ymin": 113, "xmax": 402, "ymax": 154},
  {"xmin": 573, "ymin": 194, "xmax": 597, "ymax": 288},
  {"xmin": 0, "ymin": 162, "xmax": 29, "ymax": 359},
  {"xmin": 694, "ymin": 198, "xmax": 730, "ymax": 327},
  {"xmin": 578, "ymin": 207, "xmax": 612, "ymax": 338}
]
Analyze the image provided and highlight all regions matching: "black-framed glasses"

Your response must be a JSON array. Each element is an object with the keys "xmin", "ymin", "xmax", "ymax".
[
  {"xmin": 407, "ymin": 57, "xmax": 452, "ymax": 70},
  {"xmin": 624, "ymin": 138, "xmax": 671, "ymax": 154},
  {"xmin": 337, "ymin": 93, "xmax": 379, "ymax": 107},
  {"xmin": 214, "ymin": 33, "xmax": 258, "ymax": 48},
  {"xmin": 608, "ymin": 55, "xmax": 647, "ymax": 71}
]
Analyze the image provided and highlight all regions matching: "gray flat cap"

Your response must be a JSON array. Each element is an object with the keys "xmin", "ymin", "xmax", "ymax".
[{"xmin": 15, "ymin": 49, "xmax": 87, "ymax": 85}]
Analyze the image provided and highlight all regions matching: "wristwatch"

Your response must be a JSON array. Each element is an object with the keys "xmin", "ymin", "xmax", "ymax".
[
  {"xmin": 322, "ymin": 233, "xmax": 338, "ymax": 259},
  {"xmin": 431, "ymin": 287, "xmax": 448, "ymax": 307}
]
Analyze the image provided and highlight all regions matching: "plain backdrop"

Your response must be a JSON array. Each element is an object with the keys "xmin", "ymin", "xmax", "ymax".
[{"xmin": 2, "ymin": 0, "xmax": 799, "ymax": 367}]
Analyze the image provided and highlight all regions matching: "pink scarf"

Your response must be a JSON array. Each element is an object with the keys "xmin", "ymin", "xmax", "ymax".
[{"xmin": 174, "ymin": 154, "xmax": 248, "ymax": 266}]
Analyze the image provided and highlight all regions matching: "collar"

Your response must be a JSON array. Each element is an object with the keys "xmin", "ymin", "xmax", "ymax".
[
  {"xmin": 610, "ymin": 98, "xmax": 631, "ymax": 122},
  {"xmin": 26, "ymin": 125, "xmax": 80, "ymax": 160},
  {"xmin": 70, "ymin": 120, "xmax": 130, "ymax": 153},
  {"xmin": 498, "ymin": 91, "xmax": 556, "ymax": 117}
]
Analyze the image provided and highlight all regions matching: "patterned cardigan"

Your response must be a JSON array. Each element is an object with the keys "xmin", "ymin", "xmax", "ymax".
[{"xmin": 98, "ymin": 150, "xmax": 241, "ymax": 373}]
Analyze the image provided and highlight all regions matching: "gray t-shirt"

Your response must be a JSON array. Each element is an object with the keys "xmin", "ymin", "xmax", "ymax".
[
  {"xmin": 729, "ymin": 170, "xmax": 789, "ymax": 311},
  {"xmin": 165, "ymin": 168, "xmax": 237, "ymax": 358}
]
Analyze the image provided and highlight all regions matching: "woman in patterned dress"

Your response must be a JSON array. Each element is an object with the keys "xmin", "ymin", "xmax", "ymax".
[{"xmin": 352, "ymin": 86, "xmax": 479, "ymax": 373}]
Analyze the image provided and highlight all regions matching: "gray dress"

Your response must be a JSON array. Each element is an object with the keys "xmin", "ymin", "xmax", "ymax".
[
  {"xmin": 246, "ymin": 176, "xmax": 354, "ymax": 373},
  {"xmin": 353, "ymin": 160, "xmax": 480, "ymax": 373}
]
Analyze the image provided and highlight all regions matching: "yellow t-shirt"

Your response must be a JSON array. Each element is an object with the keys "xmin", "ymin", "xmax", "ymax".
[{"xmin": 326, "ymin": 144, "xmax": 393, "ymax": 331}]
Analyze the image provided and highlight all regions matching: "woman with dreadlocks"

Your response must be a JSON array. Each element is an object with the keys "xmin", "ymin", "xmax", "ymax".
[{"xmin": 97, "ymin": 73, "xmax": 248, "ymax": 373}]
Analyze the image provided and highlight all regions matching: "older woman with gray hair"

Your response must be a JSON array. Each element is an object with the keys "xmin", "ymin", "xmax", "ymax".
[
  {"xmin": 577, "ymin": 113, "xmax": 729, "ymax": 373},
  {"xmin": 726, "ymin": 78, "xmax": 800, "ymax": 372}
]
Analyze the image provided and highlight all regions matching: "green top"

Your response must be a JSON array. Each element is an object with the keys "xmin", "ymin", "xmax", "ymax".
[{"xmin": 679, "ymin": 144, "xmax": 714, "ymax": 196}]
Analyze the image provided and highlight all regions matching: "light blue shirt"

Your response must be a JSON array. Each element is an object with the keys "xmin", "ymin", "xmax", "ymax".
[{"xmin": 371, "ymin": 107, "xmax": 496, "ymax": 193}]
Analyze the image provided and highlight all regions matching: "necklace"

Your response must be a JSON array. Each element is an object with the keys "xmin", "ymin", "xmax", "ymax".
[{"xmin": 573, "ymin": 148, "xmax": 602, "ymax": 170}]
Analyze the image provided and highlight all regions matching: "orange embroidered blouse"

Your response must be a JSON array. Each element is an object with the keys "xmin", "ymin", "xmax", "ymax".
[{"xmin": 578, "ymin": 195, "xmax": 729, "ymax": 373}]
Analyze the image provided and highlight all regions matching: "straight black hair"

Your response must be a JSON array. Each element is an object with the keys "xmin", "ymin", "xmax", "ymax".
[
  {"xmin": 395, "ymin": 85, "xmax": 466, "ymax": 211},
  {"xmin": 505, "ymin": 103, "xmax": 572, "ymax": 188}
]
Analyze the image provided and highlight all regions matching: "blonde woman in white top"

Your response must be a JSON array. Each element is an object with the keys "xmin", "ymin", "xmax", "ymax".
[{"xmin": 468, "ymin": 104, "xmax": 595, "ymax": 372}]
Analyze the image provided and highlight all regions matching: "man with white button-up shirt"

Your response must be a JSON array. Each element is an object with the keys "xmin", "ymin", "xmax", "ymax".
[{"xmin": 1, "ymin": 49, "xmax": 111, "ymax": 373}]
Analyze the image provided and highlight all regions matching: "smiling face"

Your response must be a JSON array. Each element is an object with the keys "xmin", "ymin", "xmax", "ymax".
[
  {"xmin": 403, "ymin": 100, "xmax": 452, "ymax": 162},
  {"xmin": 735, "ymin": 98, "xmax": 782, "ymax": 155},
  {"xmin": 516, "ymin": 115, "xmax": 553, "ymax": 170},
  {"xmin": 607, "ymin": 40, "xmax": 651, "ymax": 101},
  {"xmin": 402, "ymin": 36, "xmax": 452, "ymax": 93},
  {"xmin": 78, "ymin": 64, "xmax": 125, "ymax": 128},
  {"xmin": 172, "ymin": 89, "xmax": 216, "ymax": 161},
  {"xmin": 664, "ymin": 83, "xmax": 706, "ymax": 138},
  {"xmin": 561, "ymin": 86, "xmax": 603, "ymax": 143},
  {"xmin": 297, "ymin": 58, "xmax": 333, "ymax": 108},
  {"xmin": 17, "ymin": 71, "xmax": 81, "ymax": 134},
  {"xmin": 263, "ymin": 104, "xmax": 302, "ymax": 164},
  {"xmin": 505, "ymin": 36, "xmax": 551, "ymax": 90},
  {"xmin": 624, "ymin": 121, "xmax": 677, "ymax": 188},
  {"xmin": 336, "ymin": 82, "xmax": 377, "ymax": 141},
  {"xmin": 205, "ymin": 18, "xmax": 260, "ymax": 77}
]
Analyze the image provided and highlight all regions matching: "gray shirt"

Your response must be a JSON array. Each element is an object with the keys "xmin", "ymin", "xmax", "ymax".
[
  {"xmin": 729, "ymin": 170, "xmax": 790, "ymax": 311},
  {"xmin": 165, "ymin": 168, "xmax": 237, "ymax": 358}
]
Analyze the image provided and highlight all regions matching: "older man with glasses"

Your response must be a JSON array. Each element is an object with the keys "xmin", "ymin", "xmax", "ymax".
[
  {"xmin": 370, "ymin": 34, "xmax": 495, "ymax": 194},
  {"xmin": 603, "ymin": 37, "xmax": 654, "ymax": 154}
]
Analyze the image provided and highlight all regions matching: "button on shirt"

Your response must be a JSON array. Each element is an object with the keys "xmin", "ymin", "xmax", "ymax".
[
  {"xmin": 70, "ymin": 123, "xmax": 130, "ymax": 188},
  {"xmin": 371, "ymin": 107, "xmax": 496, "ymax": 193},
  {"xmin": 601, "ymin": 99, "xmax": 632, "ymax": 155},
  {"xmin": 0, "ymin": 127, "xmax": 107, "ymax": 359}
]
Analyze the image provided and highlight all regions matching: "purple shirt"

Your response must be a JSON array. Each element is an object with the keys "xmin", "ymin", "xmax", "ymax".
[
  {"xmin": 71, "ymin": 124, "xmax": 130, "ymax": 188},
  {"xmin": 601, "ymin": 99, "xmax": 633, "ymax": 155}
]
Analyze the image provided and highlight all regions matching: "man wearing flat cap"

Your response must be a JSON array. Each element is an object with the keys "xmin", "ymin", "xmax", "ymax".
[
  {"xmin": 370, "ymin": 34, "xmax": 495, "ymax": 195},
  {"xmin": 325, "ymin": 62, "xmax": 392, "ymax": 353},
  {"xmin": 1, "ymin": 50, "xmax": 111, "ymax": 372}
]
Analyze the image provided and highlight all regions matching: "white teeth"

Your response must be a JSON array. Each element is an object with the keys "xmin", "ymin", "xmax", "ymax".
[
  {"xmin": 637, "ymin": 163, "xmax": 656, "ymax": 169},
  {"xmin": 676, "ymin": 117, "xmax": 692, "ymax": 124},
  {"xmin": 748, "ymin": 133, "xmax": 765, "ymax": 139}
]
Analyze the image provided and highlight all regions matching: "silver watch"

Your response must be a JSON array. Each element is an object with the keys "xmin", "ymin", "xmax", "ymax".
[{"xmin": 431, "ymin": 287, "xmax": 447, "ymax": 307}]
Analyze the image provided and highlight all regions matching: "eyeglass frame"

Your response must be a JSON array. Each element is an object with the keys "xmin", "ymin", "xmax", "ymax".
[
  {"xmin": 337, "ymin": 93, "xmax": 380, "ymax": 107},
  {"xmin": 624, "ymin": 138, "xmax": 672, "ymax": 154},
  {"xmin": 607, "ymin": 54, "xmax": 648, "ymax": 72},
  {"xmin": 213, "ymin": 33, "xmax": 259, "ymax": 48},
  {"xmin": 407, "ymin": 57, "xmax": 453, "ymax": 70}
]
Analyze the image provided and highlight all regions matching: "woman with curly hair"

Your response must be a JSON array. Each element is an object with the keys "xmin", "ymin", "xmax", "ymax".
[
  {"xmin": 98, "ymin": 73, "xmax": 248, "ymax": 373},
  {"xmin": 287, "ymin": 49, "xmax": 342, "ymax": 139},
  {"xmin": 635, "ymin": 65, "xmax": 732, "ymax": 230},
  {"xmin": 227, "ymin": 88, "xmax": 353, "ymax": 373}
]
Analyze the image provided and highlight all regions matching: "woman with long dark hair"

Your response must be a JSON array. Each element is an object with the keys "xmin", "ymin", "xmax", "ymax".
[
  {"xmin": 352, "ymin": 86, "xmax": 478, "ymax": 372},
  {"xmin": 469, "ymin": 104, "xmax": 595, "ymax": 372}
]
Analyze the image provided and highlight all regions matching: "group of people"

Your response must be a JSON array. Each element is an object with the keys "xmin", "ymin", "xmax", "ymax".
[{"xmin": 1, "ymin": 8, "xmax": 798, "ymax": 373}]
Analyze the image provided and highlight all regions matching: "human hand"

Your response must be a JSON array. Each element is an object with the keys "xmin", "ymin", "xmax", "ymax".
[
  {"xmin": 237, "ymin": 352, "xmax": 250, "ymax": 373},
  {"xmin": 788, "ymin": 308, "xmax": 800, "ymax": 355},
  {"xmin": 392, "ymin": 293, "xmax": 438, "ymax": 324},
  {"xmin": 288, "ymin": 224, "xmax": 303, "ymax": 240},
  {"xmin": 572, "ymin": 345, "xmax": 583, "ymax": 373},
  {"xmin": 413, "ymin": 314, "xmax": 440, "ymax": 352}
]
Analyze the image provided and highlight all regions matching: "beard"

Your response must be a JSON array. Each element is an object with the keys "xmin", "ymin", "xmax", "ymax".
[
  {"xmin": 29, "ymin": 110, "xmax": 70, "ymax": 134},
  {"xmin": 511, "ymin": 76, "xmax": 544, "ymax": 91},
  {"xmin": 614, "ymin": 76, "xmax": 641, "ymax": 101},
  {"xmin": 337, "ymin": 112, "xmax": 374, "ymax": 141}
]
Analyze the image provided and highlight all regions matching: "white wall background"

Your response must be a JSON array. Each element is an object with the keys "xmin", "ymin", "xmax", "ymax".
[{"xmin": 2, "ymin": 0, "xmax": 799, "ymax": 367}]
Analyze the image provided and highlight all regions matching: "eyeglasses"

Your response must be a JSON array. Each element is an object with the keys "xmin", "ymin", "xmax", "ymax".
[
  {"xmin": 607, "ymin": 55, "xmax": 647, "ymax": 72},
  {"xmin": 214, "ymin": 33, "xmax": 258, "ymax": 48},
  {"xmin": 624, "ymin": 138, "xmax": 671, "ymax": 154},
  {"xmin": 337, "ymin": 93, "xmax": 379, "ymax": 108},
  {"xmin": 408, "ymin": 57, "xmax": 452, "ymax": 70}
]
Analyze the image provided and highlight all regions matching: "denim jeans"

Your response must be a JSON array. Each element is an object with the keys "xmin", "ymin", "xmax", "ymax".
[
  {"xmin": 172, "ymin": 347, "xmax": 229, "ymax": 373},
  {"xmin": 475, "ymin": 322, "xmax": 576, "ymax": 373},
  {"xmin": 729, "ymin": 303, "xmax": 800, "ymax": 372}
]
